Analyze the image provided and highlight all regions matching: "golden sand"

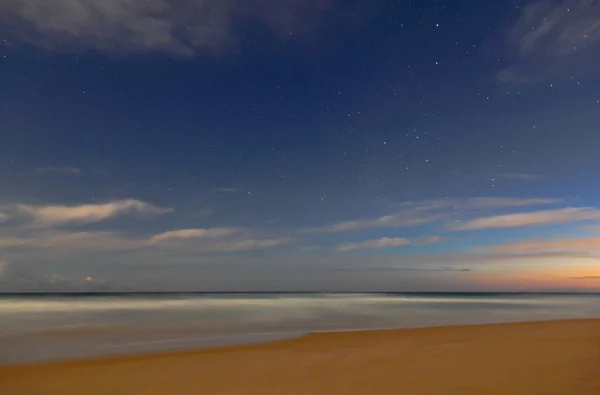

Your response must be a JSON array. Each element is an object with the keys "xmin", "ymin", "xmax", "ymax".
[{"xmin": 1, "ymin": 319, "xmax": 599, "ymax": 394}]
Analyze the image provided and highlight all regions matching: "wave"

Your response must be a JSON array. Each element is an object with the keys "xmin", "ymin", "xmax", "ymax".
[{"xmin": 0, "ymin": 293, "xmax": 574, "ymax": 315}]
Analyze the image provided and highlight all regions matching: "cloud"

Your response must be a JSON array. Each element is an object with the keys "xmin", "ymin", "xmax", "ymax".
[
  {"xmin": 0, "ymin": 261, "xmax": 134, "ymax": 291},
  {"xmin": 411, "ymin": 235, "xmax": 449, "ymax": 246},
  {"xmin": 35, "ymin": 166, "xmax": 82, "ymax": 175},
  {"xmin": 465, "ymin": 197, "xmax": 558, "ymax": 208},
  {"xmin": 398, "ymin": 197, "xmax": 558, "ymax": 210},
  {"xmin": 148, "ymin": 228, "xmax": 241, "ymax": 244},
  {"xmin": 0, "ymin": 231, "xmax": 143, "ymax": 252},
  {"xmin": 308, "ymin": 212, "xmax": 443, "ymax": 233},
  {"xmin": 0, "ymin": 236, "xmax": 32, "ymax": 248},
  {"xmin": 337, "ymin": 237, "xmax": 410, "ymax": 252},
  {"xmin": 152, "ymin": 235, "xmax": 293, "ymax": 253},
  {"xmin": 498, "ymin": 173, "xmax": 545, "ymax": 181},
  {"xmin": 337, "ymin": 265, "xmax": 472, "ymax": 273},
  {"xmin": 37, "ymin": 231, "xmax": 143, "ymax": 251},
  {"xmin": 483, "ymin": 236, "xmax": 600, "ymax": 254},
  {"xmin": 497, "ymin": 0, "xmax": 600, "ymax": 83},
  {"xmin": 570, "ymin": 276, "xmax": 600, "ymax": 280},
  {"xmin": 0, "ymin": 0, "xmax": 339, "ymax": 55},
  {"xmin": 12, "ymin": 199, "xmax": 171, "ymax": 227},
  {"xmin": 449, "ymin": 207, "xmax": 600, "ymax": 231},
  {"xmin": 336, "ymin": 235, "xmax": 446, "ymax": 252},
  {"xmin": 214, "ymin": 237, "xmax": 292, "ymax": 252},
  {"xmin": 147, "ymin": 228, "xmax": 292, "ymax": 252},
  {"xmin": 306, "ymin": 197, "xmax": 558, "ymax": 233}
]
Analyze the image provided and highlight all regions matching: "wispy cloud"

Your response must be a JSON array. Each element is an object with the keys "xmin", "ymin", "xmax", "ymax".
[
  {"xmin": 148, "ymin": 228, "xmax": 241, "ymax": 244},
  {"xmin": 0, "ymin": 231, "xmax": 143, "ymax": 252},
  {"xmin": 147, "ymin": 227, "xmax": 292, "ymax": 252},
  {"xmin": 449, "ymin": 207, "xmax": 600, "ymax": 231},
  {"xmin": 0, "ymin": 236, "xmax": 32, "ymax": 248},
  {"xmin": 35, "ymin": 166, "xmax": 110, "ymax": 178},
  {"xmin": 151, "ymin": 235, "xmax": 293, "ymax": 253},
  {"xmin": 337, "ymin": 266, "xmax": 472, "ymax": 273},
  {"xmin": 398, "ymin": 197, "xmax": 558, "ymax": 210},
  {"xmin": 306, "ymin": 197, "xmax": 558, "ymax": 233},
  {"xmin": 570, "ymin": 276, "xmax": 600, "ymax": 280},
  {"xmin": 336, "ymin": 235, "xmax": 446, "ymax": 252},
  {"xmin": 498, "ymin": 173, "xmax": 545, "ymax": 181},
  {"xmin": 337, "ymin": 237, "xmax": 410, "ymax": 252},
  {"xmin": 0, "ymin": 0, "xmax": 340, "ymax": 56},
  {"xmin": 466, "ymin": 197, "xmax": 558, "ymax": 208},
  {"xmin": 497, "ymin": 0, "xmax": 600, "ymax": 83},
  {"xmin": 412, "ymin": 235, "xmax": 449, "ymax": 246},
  {"xmin": 321, "ymin": 213, "xmax": 442, "ymax": 233},
  {"xmin": 36, "ymin": 231, "xmax": 142, "ymax": 251},
  {"xmin": 12, "ymin": 199, "xmax": 171, "ymax": 227},
  {"xmin": 35, "ymin": 166, "xmax": 82, "ymax": 175},
  {"xmin": 213, "ymin": 237, "xmax": 292, "ymax": 252},
  {"xmin": 483, "ymin": 236, "xmax": 600, "ymax": 254}
]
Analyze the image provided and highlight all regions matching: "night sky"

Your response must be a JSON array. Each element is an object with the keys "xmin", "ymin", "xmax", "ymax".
[{"xmin": 1, "ymin": 0, "xmax": 599, "ymax": 292}]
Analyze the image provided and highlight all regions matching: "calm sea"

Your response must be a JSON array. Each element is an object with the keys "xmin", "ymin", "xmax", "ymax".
[{"xmin": 1, "ymin": 292, "xmax": 599, "ymax": 364}]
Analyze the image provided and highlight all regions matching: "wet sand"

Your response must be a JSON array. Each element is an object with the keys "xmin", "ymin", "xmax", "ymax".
[{"xmin": 1, "ymin": 319, "xmax": 599, "ymax": 394}]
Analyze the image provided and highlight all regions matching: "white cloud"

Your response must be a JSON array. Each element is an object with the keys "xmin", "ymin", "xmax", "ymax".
[
  {"xmin": 337, "ymin": 237, "xmax": 410, "ymax": 252},
  {"xmin": 150, "ymin": 234, "xmax": 293, "ymax": 253},
  {"xmin": 450, "ymin": 207, "xmax": 600, "ymax": 231},
  {"xmin": 13, "ymin": 199, "xmax": 171, "ymax": 227},
  {"xmin": 497, "ymin": 0, "xmax": 600, "ymax": 83},
  {"xmin": 307, "ymin": 212, "xmax": 443, "ymax": 233},
  {"xmin": 0, "ymin": 0, "xmax": 338, "ymax": 55},
  {"xmin": 336, "ymin": 235, "xmax": 447, "ymax": 252},
  {"xmin": 147, "ymin": 228, "xmax": 292, "ymax": 252},
  {"xmin": 215, "ymin": 237, "xmax": 292, "ymax": 252},
  {"xmin": 306, "ymin": 197, "xmax": 558, "ymax": 233},
  {"xmin": 148, "ymin": 228, "xmax": 241, "ymax": 244}
]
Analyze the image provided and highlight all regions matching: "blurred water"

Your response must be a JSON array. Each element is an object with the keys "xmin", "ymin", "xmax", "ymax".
[{"xmin": 1, "ymin": 292, "xmax": 599, "ymax": 364}]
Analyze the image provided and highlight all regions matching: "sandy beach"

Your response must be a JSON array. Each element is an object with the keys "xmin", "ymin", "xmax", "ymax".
[{"xmin": 1, "ymin": 319, "xmax": 599, "ymax": 395}]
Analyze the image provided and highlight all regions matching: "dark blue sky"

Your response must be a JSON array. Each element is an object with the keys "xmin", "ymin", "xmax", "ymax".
[{"xmin": 1, "ymin": 0, "xmax": 600, "ymax": 292}]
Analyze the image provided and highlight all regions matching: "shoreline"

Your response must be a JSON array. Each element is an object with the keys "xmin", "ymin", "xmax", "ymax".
[
  {"xmin": 1, "ymin": 319, "xmax": 600, "ymax": 394},
  {"xmin": 2, "ymin": 317, "xmax": 599, "ymax": 368}
]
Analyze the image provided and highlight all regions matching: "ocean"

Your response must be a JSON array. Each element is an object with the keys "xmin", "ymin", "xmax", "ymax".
[{"xmin": 1, "ymin": 292, "xmax": 599, "ymax": 364}]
